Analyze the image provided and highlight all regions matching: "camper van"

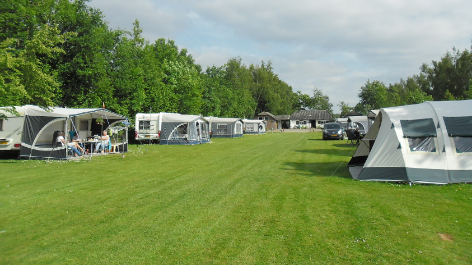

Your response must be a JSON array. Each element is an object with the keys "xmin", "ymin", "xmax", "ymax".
[
  {"xmin": 135, "ymin": 113, "xmax": 161, "ymax": 142},
  {"xmin": 0, "ymin": 106, "xmax": 26, "ymax": 154}
]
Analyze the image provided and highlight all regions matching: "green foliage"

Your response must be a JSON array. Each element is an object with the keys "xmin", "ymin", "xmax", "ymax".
[
  {"xmin": 0, "ymin": 25, "xmax": 72, "ymax": 108},
  {"xmin": 338, "ymin": 101, "xmax": 353, "ymax": 117},
  {"xmin": 312, "ymin": 87, "xmax": 333, "ymax": 113},
  {"xmin": 0, "ymin": 1, "xmax": 297, "ymax": 122}
]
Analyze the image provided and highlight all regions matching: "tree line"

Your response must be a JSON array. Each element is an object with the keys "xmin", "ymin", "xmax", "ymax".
[{"xmin": 1, "ymin": 0, "xmax": 310, "ymax": 122}]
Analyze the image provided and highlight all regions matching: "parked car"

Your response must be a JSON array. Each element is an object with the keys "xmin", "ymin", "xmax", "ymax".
[{"xmin": 322, "ymin": 122, "xmax": 344, "ymax": 140}]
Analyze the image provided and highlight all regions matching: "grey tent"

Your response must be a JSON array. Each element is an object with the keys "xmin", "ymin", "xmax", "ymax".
[
  {"xmin": 16, "ymin": 105, "xmax": 128, "ymax": 159},
  {"xmin": 347, "ymin": 100, "xmax": 472, "ymax": 184},
  {"xmin": 242, "ymin": 119, "xmax": 266, "ymax": 134},
  {"xmin": 159, "ymin": 113, "xmax": 210, "ymax": 145},
  {"xmin": 206, "ymin": 117, "xmax": 244, "ymax": 138}
]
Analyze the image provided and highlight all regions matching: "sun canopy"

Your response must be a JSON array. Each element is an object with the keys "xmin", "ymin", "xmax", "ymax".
[{"xmin": 18, "ymin": 105, "xmax": 128, "ymax": 159}]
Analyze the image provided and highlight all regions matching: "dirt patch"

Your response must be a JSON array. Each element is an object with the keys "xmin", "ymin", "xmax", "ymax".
[{"xmin": 438, "ymin": 233, "xmax": 453, "ymax": 241}]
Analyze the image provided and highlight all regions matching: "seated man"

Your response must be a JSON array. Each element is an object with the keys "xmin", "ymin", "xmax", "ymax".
[
  {"xmin": 353, "ymin": 127, "xmax": 362, "ymax": 144},
  {"xmin": 95, "ymin": 130, "xmax": 110, "ymax": 153},
  {"xmin": 57, "ymin": 131, "xmax": 82, "ymax": 157}
]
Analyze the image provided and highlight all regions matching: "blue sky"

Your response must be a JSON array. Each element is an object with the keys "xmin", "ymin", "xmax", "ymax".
[{"xmin": 90, "ymin": 0, "xmax": 472, "ymax": 113}]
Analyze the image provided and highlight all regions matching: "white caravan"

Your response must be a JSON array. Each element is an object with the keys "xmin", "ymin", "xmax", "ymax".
[
  {"xmin": 0, "ymin": 106, "xmax": 27, "ymax": 153},
  {"xmin": 135, "ymin": 113, "xmax": 161, "ymax": 142}
]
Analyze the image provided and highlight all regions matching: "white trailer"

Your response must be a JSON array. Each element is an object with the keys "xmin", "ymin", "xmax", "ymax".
[
  {"xmin": 0, "ymin": 106, "xmax": 26, "ymax": 154},
  {"xmin": 135, "ymin": 113, "xmax": 161, "ymax": 142}
]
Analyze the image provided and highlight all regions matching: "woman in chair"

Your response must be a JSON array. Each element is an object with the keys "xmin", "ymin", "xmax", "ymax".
[{"xmin": 57, "ymin": 132, "xmax": 82, "ymax": 157}]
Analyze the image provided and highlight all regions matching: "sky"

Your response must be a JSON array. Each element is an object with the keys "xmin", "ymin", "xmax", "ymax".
[{"xmin": 89, "ymin": 0, "xmax": 472, "ymax": 113}]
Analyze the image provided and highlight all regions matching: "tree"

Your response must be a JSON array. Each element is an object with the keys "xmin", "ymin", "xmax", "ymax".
[
  {"xmin": 0, "ymin": 25, "xmax": 71, "ymax": 109},
  {"xmin": 356, "ymin": 80, "xmax": 388, "ymax": 114},
  {"xmin": 420, "ymin": 47, "xmax": 472, "ymax": 100},
  {"xmin": 338, "ymin": 101, "xmax": 353, "ymax": 117},
  {"xmin": 312, "ymin": 87, "xmax": 333, "ymax": 113}
]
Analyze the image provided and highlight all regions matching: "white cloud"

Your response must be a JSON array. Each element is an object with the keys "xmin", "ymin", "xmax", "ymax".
[{"xmin": 89, "ymin": 0, "xmax": 472, "ymax": 112}]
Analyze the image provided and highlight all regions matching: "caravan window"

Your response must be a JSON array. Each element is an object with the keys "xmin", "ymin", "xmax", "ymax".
[
  {"xmin": 0, "ymin": 119, "xmax": 3, "ymax": 131},
  {"xmin": 79, "ymin": 120, "xmax": 88, "ymax": 131},
  {"xmin": 401, "ymin": 119, "xmax": 437, "ymax": 152},
  {"xmin": 246, "ymin": 123, "xmax": 254, "ymax": 132},
  {"xmin": 139, "ymin": 121, "xmax": 151, "ymax": 131},
  {"xmin": 443, "ymin": 116, "xmax": 472, "ymax": 153},
  {"xmin": 217, "ymin": 124, "xmax": 228, "ymax": 135}
]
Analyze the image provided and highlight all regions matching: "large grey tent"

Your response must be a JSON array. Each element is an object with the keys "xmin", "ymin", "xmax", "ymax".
[
  {"xmin": 159, "ymin": 113, "xmax": 210, "ymax": 145},
  {"xmin": 205, "ymin": 117, "xmax": 243, "ymax": 138},
  {"xmin": 16, "ymin": 105, "xmax": 128, "ymax": 159},
  {"xmin": 347, "ymin": 100, "xmax": 472, "ymax": 184}
]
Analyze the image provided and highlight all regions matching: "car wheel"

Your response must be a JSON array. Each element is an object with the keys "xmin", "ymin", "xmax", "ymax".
[{"xmin": 340, "ymin": 136, "xmax": 344, "ymax": 140}]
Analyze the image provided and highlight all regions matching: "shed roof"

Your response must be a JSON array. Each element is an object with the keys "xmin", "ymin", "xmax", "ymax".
[
  {"xmin": 274, "ymin": 115, "xmax": 290, "ymax": 120},
  {"xmin": 289, "ymin": 110, "xmax": 332, "ymax": 120},
  {"xmin": 256, "ymin": 112, "xmax": 276, "ymax": 120}
]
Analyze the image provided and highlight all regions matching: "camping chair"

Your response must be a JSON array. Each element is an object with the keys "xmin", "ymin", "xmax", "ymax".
[
  {"xmin": 52, "ymin": 131, "xmax": 61, "ymax": 147},
  {"xmin": 346, "ymin": 129, "xmax": 360, "ymax": 145}
]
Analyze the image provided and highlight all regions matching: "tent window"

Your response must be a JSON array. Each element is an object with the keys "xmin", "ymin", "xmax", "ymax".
[
  {"xmin": 170, "ymin": 124, "xmax": 188, "ymax": 139},
  {"xmin": 452, "ymin": 137, "xmax": 472, "ymax": 153},
  {"xmin": 246, "ymin": 123, "xmax": 254, "ymax": 132},
  {"xmin": 407, "ymin": 137, "xmax": 436, "ymax": 152},
  {"xmin": 443, "ymin": 116, "xmax": 472, "ymax": 153},
  {"xmin": 217, "ymin": 124, "xmax": 227, "ymax": 135},
  {"xmin": 139, "ymin": 121, "xmax": 150, "ymax": 131},
  {"xmin": 443, "ymin": 116, "xmax": 472, "ymax": 137},
  {"xmin": 400, "ymin": 118, "xmax": 437, "ymax": 138}
]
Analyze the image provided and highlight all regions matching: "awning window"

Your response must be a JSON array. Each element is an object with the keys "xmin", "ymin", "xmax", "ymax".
[
  {"xmin": 443, "ymin": 116, "xmax": 472, "ymax": 137},
  {"xmin": 400, "ymin": 118, "xmax": 437, "ymax": 138}
]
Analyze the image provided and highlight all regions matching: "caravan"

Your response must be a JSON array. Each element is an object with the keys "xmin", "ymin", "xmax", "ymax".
[
  {"xmin": 0, "ymin": 106, "xmax": 28, "ymax": 154},
  {"xmin": 347, "ymin": 100, "xmax": 472, "ymax": 184},
  {"xmin": 135, "ymin": 112, "xmax": 210, "ymax": 145}
]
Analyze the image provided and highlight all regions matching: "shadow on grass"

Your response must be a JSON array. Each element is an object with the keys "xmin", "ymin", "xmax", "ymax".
[
  {"xmin": 0, "ymin": 152, "xmax": 20, "ymax": 162},
  {"xmin": 282, "ymin": 161, "xmax": 352, "ymax": 179},
  {"xmin": 332, "ymin": 144, "xmax": 359, "ymax": 148},
  {"xmin": 294, "ymin": 149, "xmax": 356, "ymax": 157}
]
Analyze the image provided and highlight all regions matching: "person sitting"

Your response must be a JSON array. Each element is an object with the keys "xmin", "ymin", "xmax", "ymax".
[
  {"xmin": 95, "ymin": 130, "xmax": 110, "ymax": 153},
  {"xmin": 57, "ymin": 132, "xmax": 82, "ymax": 157},
  {"xmin": 71, "ymin": 131, "xmax": 84, "ymax": 153},
  {"xmin": 353, "ymin": 127, "xmax": 362, "ymax": 144}
]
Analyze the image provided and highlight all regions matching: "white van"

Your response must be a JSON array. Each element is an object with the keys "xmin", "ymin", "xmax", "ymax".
[{"xmin": 135, "ymin": 113, "xmax": 161, "ymax": 141}]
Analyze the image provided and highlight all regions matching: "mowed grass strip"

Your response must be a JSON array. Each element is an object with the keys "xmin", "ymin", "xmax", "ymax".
[{"xmin": 0, "ymin": 132, "xmax": 471, "ymax": 264}]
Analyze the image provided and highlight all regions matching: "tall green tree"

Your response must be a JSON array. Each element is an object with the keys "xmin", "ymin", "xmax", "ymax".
[{"xmin": 312, "ymin": 87, "xmax": 333, "ymax": 113}]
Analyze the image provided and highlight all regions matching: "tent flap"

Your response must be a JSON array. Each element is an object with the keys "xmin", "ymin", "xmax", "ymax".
[
  {"xmin": 400, "ymin": 118, "xmax": 437, "ymax": 138},
  {"xmin": 443, "ymin": 116, "xmax": 472, "ymax": 137}
]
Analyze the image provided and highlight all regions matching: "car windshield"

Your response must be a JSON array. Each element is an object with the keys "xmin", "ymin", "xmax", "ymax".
[{"xmin": 325, "ymin": 124, "xmax": 340, "ymax": 130}]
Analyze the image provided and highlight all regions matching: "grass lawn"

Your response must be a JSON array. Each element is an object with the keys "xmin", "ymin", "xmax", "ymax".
[{"xmin": 1, "ymin": 132, "xmax": 471, "ymax": 264}]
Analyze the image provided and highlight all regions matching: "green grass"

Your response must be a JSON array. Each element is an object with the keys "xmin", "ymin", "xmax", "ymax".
[{"xmin": 1, "ymin": 132, "xmax": 471, "ymax": 264}]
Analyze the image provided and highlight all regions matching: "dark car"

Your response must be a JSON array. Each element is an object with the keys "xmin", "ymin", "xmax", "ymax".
[{"xmin": 323, "ymin": 122, "xmax": 344, "ymax": 140}]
